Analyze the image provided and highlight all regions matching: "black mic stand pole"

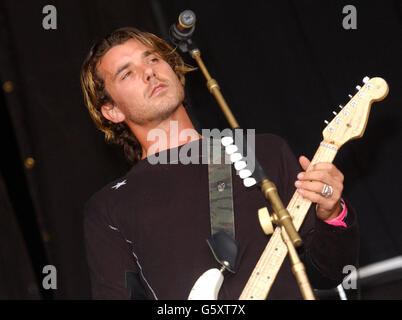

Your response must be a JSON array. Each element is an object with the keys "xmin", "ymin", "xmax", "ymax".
[{"xmin": 172, "ymin": 32, "xmax": 315, "ymax": 300}]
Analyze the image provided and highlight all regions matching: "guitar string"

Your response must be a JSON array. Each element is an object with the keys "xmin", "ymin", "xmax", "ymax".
[{"xmin": 241, "ymin": 144, "xmax": 338, "ymax": 299}]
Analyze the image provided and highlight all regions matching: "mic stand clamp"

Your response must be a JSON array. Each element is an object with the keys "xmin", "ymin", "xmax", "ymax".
[
  {"xmin": 170, "ymin": 36, "xmax": 197, "ymax": 54},
  {"xmin": 258, "ymin": 206, "xmax": 315, "ymax": 299},
  {"xmin": 279, "ymin": 226, "xmax": 316, "ymax": 300}
]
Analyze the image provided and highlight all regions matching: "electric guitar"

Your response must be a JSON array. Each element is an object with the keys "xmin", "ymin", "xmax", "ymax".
[{"xmin": 188, "ymin": 76, "xmax": 389, "ymax": 300}]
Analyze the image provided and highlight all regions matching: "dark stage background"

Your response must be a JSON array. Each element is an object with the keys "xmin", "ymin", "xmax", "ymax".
[{"xmin": 0, "ymin": 0, "xmax": 401, "ymax": 299}]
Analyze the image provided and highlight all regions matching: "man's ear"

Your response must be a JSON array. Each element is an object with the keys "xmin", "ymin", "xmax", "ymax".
[{"xmin": 100, "ymin": 104, "xmax": 126, "ymax": 123}]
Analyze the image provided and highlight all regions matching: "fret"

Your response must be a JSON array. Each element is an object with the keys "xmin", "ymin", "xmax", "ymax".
[
  {"xmin": 238, "ymin": 78, "xmax": 388, "ymax": 300},
  {"xmin": 184, "ymin": 78, "xmax": 386, "ymax": 301},
  {"xmin": 239, "ymin": 142, "xmax": 338, "ymax": 300}
]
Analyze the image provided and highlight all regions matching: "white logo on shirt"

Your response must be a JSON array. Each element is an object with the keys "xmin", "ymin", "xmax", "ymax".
[{"xmin": 111, "ymin": 180, "xmax": 127, "ymax": 190}]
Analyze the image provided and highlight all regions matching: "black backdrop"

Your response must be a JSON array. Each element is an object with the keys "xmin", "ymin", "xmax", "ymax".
[{"xmin": 0, "ymin": 0, "xmax": 401, "ymax": 299}]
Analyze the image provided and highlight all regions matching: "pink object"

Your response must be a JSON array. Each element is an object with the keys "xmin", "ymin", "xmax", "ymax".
[{"xmin": 324, "ymin": 199, "xmax": 347, "ymax": 228}]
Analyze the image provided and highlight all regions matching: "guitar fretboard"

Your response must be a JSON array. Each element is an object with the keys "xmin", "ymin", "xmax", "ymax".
[{"xmin": 239, "ymin": 141, "xmax": 338, "ymax": 300}]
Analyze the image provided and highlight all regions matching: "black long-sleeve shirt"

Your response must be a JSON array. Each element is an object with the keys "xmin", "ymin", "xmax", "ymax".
[{"xmin": 83, "ymin": 133, "xmax": 359, "ymax": 299}]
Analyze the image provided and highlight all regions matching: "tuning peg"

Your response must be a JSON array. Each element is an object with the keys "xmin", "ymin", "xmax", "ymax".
[
  {"xmin": 356, "ymin": 85, "xmax": 362, "ymax": 90},
  {"xmin": 243, "ymin": 177, "xmax": 257, "ymax": 187},
  {"xmin": 333, "ymin": 111, "xmax": 337, "ymax": 116},
  {"xmin": 363, "ymin": 76, "xmax": 370, "ymax": 84},
  {"xmin": 225, "ymin": 144, "xmax": 238, "ymax": 155},
  {"xmin": 324, "ymin": 120, "xmax": 329, "ymax": 125},
  {"xmin": 221, "ymin": 136, "xmax": 234, "ymax": 147},
  {"xmin": 348, "ymin": 94, "xmax": 353, "ymax": 98},
  {"xmin": 339, "ymin": 104, "xmax": 344, "ymax": 109},
  {"xmin": 239, "ymin": 169, "xmax": 252, "ymax": 179},
  {"xmin": 234, "ymin": 160, "xmax": 247, "ymax": 171}
]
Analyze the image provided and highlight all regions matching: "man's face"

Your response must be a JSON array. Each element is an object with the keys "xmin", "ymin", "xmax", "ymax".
[{"xmin": 97, "ymin": 38, "xmax": 185, "ymax": 125}]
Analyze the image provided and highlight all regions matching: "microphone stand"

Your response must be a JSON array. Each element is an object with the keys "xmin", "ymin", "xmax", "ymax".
[{"xmin": 175, "ymin": 38, "xmax": 315, "ymax": 300}]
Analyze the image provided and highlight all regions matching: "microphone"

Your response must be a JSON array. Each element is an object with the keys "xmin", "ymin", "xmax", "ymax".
[{"xmin": 169, "ymin": 10, "xmax": 196, "ymax": 45}]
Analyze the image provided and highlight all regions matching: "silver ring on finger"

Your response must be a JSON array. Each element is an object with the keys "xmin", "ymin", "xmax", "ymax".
[{"xmin": 321, "ymin": 184, "xmax": 333, "ymax": 198}]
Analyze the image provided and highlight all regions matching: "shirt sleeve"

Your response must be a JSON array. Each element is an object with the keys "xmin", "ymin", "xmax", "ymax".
[
  {"xmin": 83, "ymin": 195, "xmax": 149, "ymax": 299},
  {"xmin": 274, "ymin": 136, "xmax": 360, "ymax": 289},
  {"xmin": 323, "ymin": 198, "xmax": 347, "ymax": 228}
]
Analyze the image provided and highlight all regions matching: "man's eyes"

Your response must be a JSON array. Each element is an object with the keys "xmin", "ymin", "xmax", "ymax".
[
  {"xmin": 122, "ymin": 71, "xmax": 131, "ymax": 80},
  {"xmin": 120, "ymin": 57, "xmax": 159, "ymax": 80}
]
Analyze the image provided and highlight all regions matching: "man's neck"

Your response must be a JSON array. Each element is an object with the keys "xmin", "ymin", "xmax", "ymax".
[{"xmin": 128, "ymin": 104, "xmax": 202, "ymax": 159}]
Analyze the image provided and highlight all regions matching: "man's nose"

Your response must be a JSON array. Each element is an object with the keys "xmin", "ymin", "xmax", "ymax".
[{"xmin": 143, "ymin": 66, "xmax": 156, "ymax": 83}]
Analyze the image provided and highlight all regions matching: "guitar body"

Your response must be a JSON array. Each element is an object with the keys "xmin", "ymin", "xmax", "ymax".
[{"xmin": 188, "ymin": 268, "xmax": 224, "ymax": 300}]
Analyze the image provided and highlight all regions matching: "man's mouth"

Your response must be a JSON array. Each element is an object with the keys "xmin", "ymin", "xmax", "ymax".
[{"xmin": 150, "ymin": 83, "xmax": 167, "ymax": 97}]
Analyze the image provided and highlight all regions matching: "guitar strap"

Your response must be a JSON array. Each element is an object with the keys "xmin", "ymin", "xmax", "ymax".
[{"xmin": 207, "ymin": 138, "xmax": 239, "ymax": 273}]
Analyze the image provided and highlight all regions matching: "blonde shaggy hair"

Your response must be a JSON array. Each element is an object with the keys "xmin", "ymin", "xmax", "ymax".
[{"xmin": 80, "ymin": 27, "xmax": 195, "ymax": 164}]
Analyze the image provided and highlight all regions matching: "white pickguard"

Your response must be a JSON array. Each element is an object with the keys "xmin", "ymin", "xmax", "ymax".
[{"xmin": 188, "ymin": 268, "xmax": 224, "ymax": 300}]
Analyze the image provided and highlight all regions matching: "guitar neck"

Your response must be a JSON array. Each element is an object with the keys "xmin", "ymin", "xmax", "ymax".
[{"xmin": 239, "ymin": 141, "xmax": 338, "ymax": 300}]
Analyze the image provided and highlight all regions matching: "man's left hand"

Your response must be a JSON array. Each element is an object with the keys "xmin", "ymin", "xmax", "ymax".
[{"xmin": 294, "ymin": 155, "xmax": 343, "ymax": 221}]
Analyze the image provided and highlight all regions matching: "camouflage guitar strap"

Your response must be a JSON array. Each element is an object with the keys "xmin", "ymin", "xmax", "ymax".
[
  {"xmin": 207, "ymin": 138, "xmax": 235, "ymax": 238},
  {"xmin": 207, "ymin": 138, "xmax": 238, "ymax": 273}
]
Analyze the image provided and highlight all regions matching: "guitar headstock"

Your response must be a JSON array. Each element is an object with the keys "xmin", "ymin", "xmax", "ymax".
[
  {"xmin": 322, "ymin": 76, "xmax": 389, "ymax": 147},
  {"xmin": 221, "ymin": 76, "xmax": 389, "ymax": 188}
]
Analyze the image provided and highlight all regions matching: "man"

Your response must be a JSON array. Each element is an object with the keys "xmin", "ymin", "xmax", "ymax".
[{"xmin": 81, "ymin": 27, "xmax": 358, "ymax": 299}]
